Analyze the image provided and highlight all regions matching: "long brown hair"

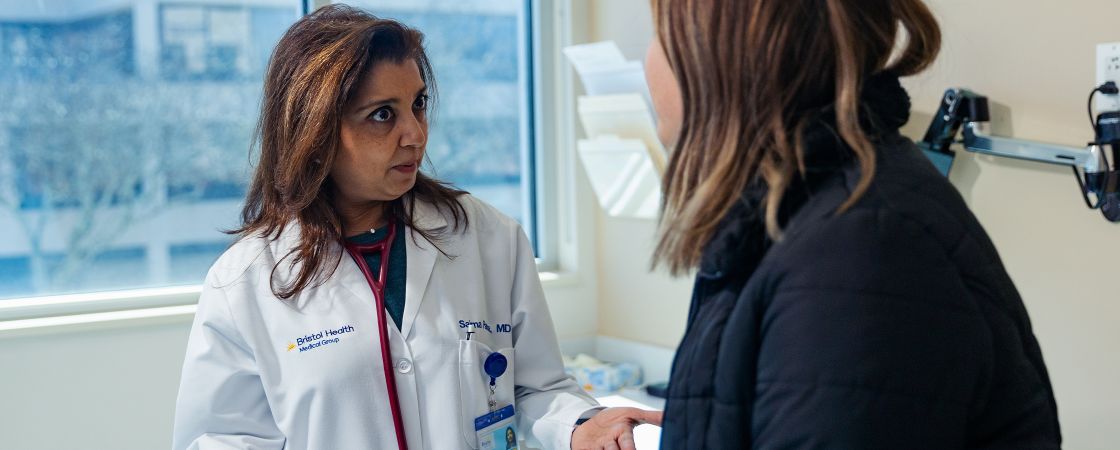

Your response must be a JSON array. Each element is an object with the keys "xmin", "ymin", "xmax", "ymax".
[
  {"xmin": 651, "ymin": 0, "xmax": 940, "ymax": 275},
  {"xmin": 233, "ymin": 4, "xmax": 468, "ymax": 298}
]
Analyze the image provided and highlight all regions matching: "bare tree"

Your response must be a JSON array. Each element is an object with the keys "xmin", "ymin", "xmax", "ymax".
[{"xmin": 0, "ymin": 80, "xmax": 256, "ymax": 292}]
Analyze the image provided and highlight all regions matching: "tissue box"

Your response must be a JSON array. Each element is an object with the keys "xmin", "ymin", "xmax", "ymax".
[{"xmin": 563, "ymin": 354, "xmax": 643, "ymax": 393}]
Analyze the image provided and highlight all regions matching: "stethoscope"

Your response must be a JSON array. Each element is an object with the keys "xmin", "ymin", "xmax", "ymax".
[{"xmin": 342, "ymin": 221, "xmax": 408, "ymax": 450}]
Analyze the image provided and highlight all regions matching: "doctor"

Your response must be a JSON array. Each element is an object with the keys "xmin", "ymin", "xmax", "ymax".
[{"xmin": 172, "ymin": 5, "xmax": 659, "ymax": 450}]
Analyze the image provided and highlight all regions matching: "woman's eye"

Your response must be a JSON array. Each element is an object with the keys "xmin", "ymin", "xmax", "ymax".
[
  {"xmin": 370, "ymin": 107, "xmax": 394, "ymax": 123},
  {"xmin": 413, "ymin": 95, "xmax": 429, "ymax": 111}
]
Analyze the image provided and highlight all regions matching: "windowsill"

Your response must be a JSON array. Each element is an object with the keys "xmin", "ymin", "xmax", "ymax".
[
  {"xmin": 538, "ymin": 269, "xmax": 582, "ymax": 288},
  {"xmin": 0, "ymin": 270, "xmax": 583, "ymax": 336},
  {"xmin": 0, "ymin": 305, "xmax": 198, "ymax": 337},
  {"xmin": 0, "ymin": 285, "xmax": 202, "ymax": 321}
]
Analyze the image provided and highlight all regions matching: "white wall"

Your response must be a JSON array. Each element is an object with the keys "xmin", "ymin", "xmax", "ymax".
[
  {"xmin": 0, "ymin": 317, "xmax": 194, "ymax": 449},
  {"xmin": 0, "ymin": 281, "xmax": 600, "ymax": 450},
  {"xmin": 902, "ymin": 3, "xmax": 1120, "ymax": 447}
]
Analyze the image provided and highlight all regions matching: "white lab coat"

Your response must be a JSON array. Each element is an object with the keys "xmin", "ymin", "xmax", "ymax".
[{"xmin": 173, "ymin": 195, "xmax": 599, "ymax": 449}]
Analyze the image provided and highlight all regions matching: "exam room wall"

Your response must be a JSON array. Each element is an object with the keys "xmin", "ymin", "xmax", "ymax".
[
  {"xmin": 0, "ymin": 232, "xmax": 601, "ymax": 450},
  {"xmin": 588, "ymin": 0, "xmax": 1120, "ymax": 448}
]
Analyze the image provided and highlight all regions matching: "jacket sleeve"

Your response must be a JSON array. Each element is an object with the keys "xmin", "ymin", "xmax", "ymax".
[
  {"xmin": 507, "ymin": 226, "xmax": 601, "ymax": 449},
  {"xmin": 172, "ymin": 274, "xmax": 285, "ymax": 450},
  {"xmin": 749, "ymin": 209, "xmax": 988, "ymax": 448}
]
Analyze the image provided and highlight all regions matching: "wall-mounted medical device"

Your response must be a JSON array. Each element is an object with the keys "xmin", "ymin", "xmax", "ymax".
[{"xmin": 917, "ymin": 82, "xmax": 1120, "ymax": 223}]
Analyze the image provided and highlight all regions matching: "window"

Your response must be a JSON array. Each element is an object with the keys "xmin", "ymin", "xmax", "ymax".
[
  {"xmin": 0, "ymin": 0, "xmax": 537, "ymax": 300},
  {"xmin": 0, "ymin": 1, "xmax": 302, "ymax": 299}
]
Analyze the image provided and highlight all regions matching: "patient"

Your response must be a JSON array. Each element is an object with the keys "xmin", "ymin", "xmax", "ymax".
[{"xmin": 644, "ymin": 0, "xmax": 1062, "ymax": 448}]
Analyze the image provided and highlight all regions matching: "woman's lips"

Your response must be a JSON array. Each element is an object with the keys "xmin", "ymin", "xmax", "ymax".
[{"xmin": 392, "ymin": 162, "xmax": 418, "ymax": 173}]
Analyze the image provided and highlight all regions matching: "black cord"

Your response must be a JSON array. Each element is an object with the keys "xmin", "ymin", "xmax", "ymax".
[
  {"xmin": 1102, "ymin": 81, "xmax": 1120, "ymax": 95},
  {"xmin": 1089, "ymin": 88, "xmax": 1099, "ymax": 128},
  {"xmin": 1089, "ymin": 81, "xmax": 1120, "ymax": 129},
  {"xmin": 1072, "ymin": 165, "xmax": 1101, "ymax": 209},
  {"xmin": 1079, "ymin": 82, "xmax": 1118, "ymax": 209},
  {"xmin": 1075, "ymin": 144, "xmax": 1113, "ymax": 210}
]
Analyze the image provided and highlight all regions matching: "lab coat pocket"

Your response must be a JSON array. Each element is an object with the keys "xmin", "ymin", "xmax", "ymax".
[{"xmin": 458, "ymin": 339, "xmax": 516, "ymax": 449}]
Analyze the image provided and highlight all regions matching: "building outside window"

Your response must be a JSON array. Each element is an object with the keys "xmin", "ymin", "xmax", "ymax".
[{"xmin": 0, "ymin": 0, "xmax": 535, "ymax": 299}]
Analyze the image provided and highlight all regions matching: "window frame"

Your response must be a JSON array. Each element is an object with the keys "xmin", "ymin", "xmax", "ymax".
[{"xmin": 0, "ymin": 0, "xmax": 587, "ymax": 329}]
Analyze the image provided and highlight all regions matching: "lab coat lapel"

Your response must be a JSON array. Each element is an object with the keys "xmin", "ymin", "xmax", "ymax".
[{"xmin": 401, "ymin": 199, "xmax": 447, "ymax": 339}]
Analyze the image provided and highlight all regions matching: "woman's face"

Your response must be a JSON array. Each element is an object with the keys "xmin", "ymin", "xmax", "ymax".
[
  {"xmin": 645, "ymin": 39, "xmax": 684, "ymax": 148},
  {"xmin": 333, "ymin": 59, "xmax": 429, "ymax": 206}
]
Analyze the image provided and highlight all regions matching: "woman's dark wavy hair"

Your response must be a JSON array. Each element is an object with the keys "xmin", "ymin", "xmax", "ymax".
[{"xmin": 231, "ymin": 5, "xmax": 468, "ymax": 298}]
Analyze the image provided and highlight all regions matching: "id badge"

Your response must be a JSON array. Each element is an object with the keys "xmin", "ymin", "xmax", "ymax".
[{"xmin": 475, "ymin": 404, "xmax": 518, "ymax": 450}]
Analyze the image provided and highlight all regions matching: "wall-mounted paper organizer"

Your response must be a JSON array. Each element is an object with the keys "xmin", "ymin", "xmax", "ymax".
[
  {"xmin": 577, "ymin": 135, "xmax": 661, "ymax": 218},
  {"xmin": 565, "ymin": 41, "xmax": 667, "ymax": 220}
]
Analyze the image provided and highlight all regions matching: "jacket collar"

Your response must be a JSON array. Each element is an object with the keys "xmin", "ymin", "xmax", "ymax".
[{"xmin": 697, "ymin": 73, "xmax": 911, "ymax": 280}]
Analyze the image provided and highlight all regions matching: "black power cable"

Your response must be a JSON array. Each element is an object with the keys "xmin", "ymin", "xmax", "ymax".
[
  {"xmin": 1088, "ymin": 81, "xmax": 1119, "ymax": 128},
  {"xmin": 1079, "ymin": 81, "xmax": 1118, "ymax": 210}
]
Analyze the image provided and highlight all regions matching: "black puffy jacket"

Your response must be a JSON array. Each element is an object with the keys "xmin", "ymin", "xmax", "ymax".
[{"xmin": 660, "ymin": 76, "xmax": 1061, "ymax": 449}]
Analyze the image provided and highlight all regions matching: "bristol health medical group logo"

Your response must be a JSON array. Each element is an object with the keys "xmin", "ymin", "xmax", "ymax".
[{"xmin": 287, "ymin": 324, "xmax": 355, "ymax": 353}]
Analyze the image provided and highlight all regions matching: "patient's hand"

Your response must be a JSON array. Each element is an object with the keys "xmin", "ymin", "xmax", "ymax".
[{"xmin": 571, "ymin": 407, "xmax": 663, "ymax": 450}]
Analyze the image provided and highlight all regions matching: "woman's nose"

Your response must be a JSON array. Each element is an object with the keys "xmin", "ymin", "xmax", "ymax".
[{"xmin": 398, "ymin": 110, "xmax": 427, "ymax": 148}]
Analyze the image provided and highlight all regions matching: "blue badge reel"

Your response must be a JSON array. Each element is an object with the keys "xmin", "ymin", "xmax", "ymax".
[
  {"xmin": 476, "ymin": 352, "xmax": 517, "ymax": 450},
  {"xmin": 484, "ymin": 352, "xmax": 507, "ymax": 385}
]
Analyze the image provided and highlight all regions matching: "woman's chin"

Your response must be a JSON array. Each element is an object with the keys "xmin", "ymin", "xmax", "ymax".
[{"xmin": 387, "ymin": 178, "xmax": 419, "ymax": 199}]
